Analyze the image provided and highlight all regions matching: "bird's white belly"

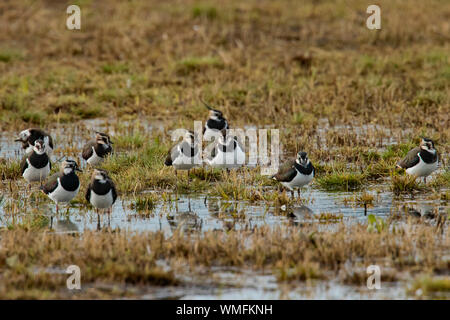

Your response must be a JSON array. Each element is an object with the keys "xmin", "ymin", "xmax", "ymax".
[
  {"xmin": 49, "ymin": 183, "xmax": 80, "ymax": 203},
  {"xmin": 90, "ymin": 190, "xmax": 114, "ymax": 209},
  {"xmin": 282, "ymin": 171, "xmax": 314, "ymax": 190},
  {"xmin": 406, "ymin": 159, "xmax": 438, "ymax": 177},
  {"xmin": 203, "ymin": 129, "xmax": 221, "ymax": 141},
  {"xmin": 208, "ymin": 148, "xmax": 245, "ymax": 169},
  {"xmin": 87, "ymin": 148, "xmax": 104, "ymax": 165},
  {"xmin": 173, "ymin": 153, "xmax": 201, "ymax": 170},
  {"xmin": 23, "ymin": 163, "xmax": 50, "ymax": 182}
]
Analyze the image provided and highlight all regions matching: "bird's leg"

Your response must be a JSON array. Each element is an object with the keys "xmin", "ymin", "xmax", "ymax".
[
  {"xmin": 423, "ymin": 177, "xmax": 427, "ymax": 184},
  {"xmin": 56, "ymin": 203, "xmax": 59, "ymax": 215},
  {"xmin": 291, "ymin": 190, "xmax": 295, "ymax": 198},
  {"xmin": 187, "ymin": 169, "xmax": 190, "ymax": 182},
  {"xmin": 96, "ymin": 208, "xmax": 100, "ymax": 231},
  {"xmin": 50, "ymin": 216, "xmax": 53, "ymax": 229},
  {"xmin": 297, "ymin": 188, "xmax": 301, "ymax": 199}
]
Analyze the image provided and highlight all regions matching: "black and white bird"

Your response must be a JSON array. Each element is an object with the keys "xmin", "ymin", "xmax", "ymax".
[
  {"xmin": 397, "ymin": 138, "xmax": 439, "ymax": 183},
  {"xmin": 40, "ymin": 159, "xmax": 82, "ymax": 214},
  {"xmin": 15, "ymin": 128, "xmax": 54, "ymax": 154},
  {"xmin": 165, "ymin": 130, "xmax": 202, "ymax": 176},
  {"xmin": 201, "ymin": 99, "xmax": 229, "ymax": 141},
  {"xmin": 20, "ymin": 138, "xmax": 51, "ymax": 185},
  {"xmin": 85, "ymin": 169, "xmax": 117, "ymax": 229},
  {"xmin": 205, "ymin": 129, "xmax": 245, "ymax": 169},
  {"xmin": 272, "ymin": 151, "xmax": 315, "ymax": 198},
  {"xmin": 82, "ymin": 132, "xmax": 113, "ymax": 166}
]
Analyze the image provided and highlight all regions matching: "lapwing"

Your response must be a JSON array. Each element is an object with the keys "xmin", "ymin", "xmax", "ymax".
[
  {"xmin": 165, "ymin": 130, "xmax": 202, "ymax": 178},
  {"xmin": 82, "ymin": 132, "xmax": 113, "ymax": 166},
  {"xmin": 205, "ymin": 129, "xmax": 245, "ymax": 170},
  {"xmin": 272, "ymin": 151, "xmax": 315, "ymax": 198},
  {"xmin": 20, "ymin": 139, "xmax": 51, "ymax": 186},
  {"xmin": 15, "ymin": 128, "xmax": 54, "ymax": 154},
  {"xmin": 396, "ymin": 138, "xmax": 439, "ymax": 183},
  {"xmin": 201, "ymin": 99, "xmax": 229, "ymax": 141},
  {"xmin": 85, "ymin": 169, "xmax": 118, "ymax": 230},
  {"xmin": 40, "ymin": 159, "xmax": 82, "ymax": 215}
]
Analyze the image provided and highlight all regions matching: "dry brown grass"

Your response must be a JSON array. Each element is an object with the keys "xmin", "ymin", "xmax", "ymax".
[
  {"xmin": 0, "ymin": 221, "xmax": 448, "ymax": 298},
  {"xmin": 0, "ymin": 0, "xmax": 449, "ymax": 299}
]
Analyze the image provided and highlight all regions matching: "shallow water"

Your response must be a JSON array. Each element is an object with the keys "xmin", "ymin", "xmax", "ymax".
[{"xmin": 0, "ymin": 120, "xmax": 448, "ymax": 300}]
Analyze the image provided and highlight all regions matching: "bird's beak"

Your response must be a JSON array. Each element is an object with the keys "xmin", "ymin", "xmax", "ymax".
[
  {"xmin": 76, "ymin": 168, "xmax": 83, "ymax": 172},
  {"xmin": 14, "ymin": 138, "xmax": 22, "ymax": 142}
]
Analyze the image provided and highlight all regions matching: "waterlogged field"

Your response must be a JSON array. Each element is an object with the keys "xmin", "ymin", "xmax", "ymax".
[{"xmin": 0, "ymin": 0, "xmax": 449, "ymax": 299}]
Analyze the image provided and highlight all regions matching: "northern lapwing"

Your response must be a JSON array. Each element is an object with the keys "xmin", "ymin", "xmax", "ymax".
[
  {"xmin": 85, "ymin": 169, "xmax": 117, "ymax": 230},
  {"xmin": 82, "ymin": 132, "xmax": 113, "ymax": 166},
  {"xmin": 20, "ymin": 139, "xmax": 51, "ymax": 187},
  {"xmin": 15, "ymin": 128, "xmax": 54, "ymax": 154},
  {"xmin": 165, "ymin": 130, "xmax": 201, "ymax": 178},
  {"xmin": 40, "ymin": 159, "xmax": 82, "ymax": 216},
  {"xmin": 397, "ymin": 138, "xmax": 439, "ymax": 183},
  {"xmin": 205, "ymin": 129, "xmax": 245, "ymax": 170},
  {"xmin": 201, "ymin": 99, "xmax": 229, "ymax": 141},
  {"xmin": 272, "ymin": 151, "xmax": 315, "ymax": 198}
]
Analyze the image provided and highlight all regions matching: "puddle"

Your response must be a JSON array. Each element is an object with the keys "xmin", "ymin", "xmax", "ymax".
[{"xmin": 0, "ymin": 120, "xmax": 448, "ymax": 299}]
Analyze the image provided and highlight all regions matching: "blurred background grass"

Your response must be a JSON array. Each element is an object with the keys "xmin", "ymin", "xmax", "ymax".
[{"xmin": 0, "ymin": 0, "xmax": 448, "ymax": 142}]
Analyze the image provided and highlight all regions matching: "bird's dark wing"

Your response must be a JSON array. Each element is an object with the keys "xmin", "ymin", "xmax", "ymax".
[
  {"xmin": 272, "ymin": 160, "xmax": 297, "ymax": 182},
  {"xmin": 47, "ymin": 135, "xmax": 54, "ymax": 149},
  {"xmin": 40, "ymin": 172, "xmax": 61, "ymax": 194},
  {"xmin": 109, "ymin": 180, "xmax": 118, "ymax": 204},
  {"xmin": 20, "ymin": 154, "xmax": 29, "ymax": 174},
  {"xmin": 397, "ymin": 147, "xmax": 420, "ymax": 169},
  {"xmin": 85, "ymin": 183, "xmax": 92, "ymax": 202},
  {"xmin": 164, "ymin": 142, "xmax": 180, "ymax": 166},
  {"xmin": 82, "ymin": 141, "xmax": 95, "ymax": 160}
]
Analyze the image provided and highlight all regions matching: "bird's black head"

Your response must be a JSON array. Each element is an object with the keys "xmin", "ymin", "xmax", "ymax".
[
  {"xmin": 420, "ymin": 138, "xmax": 435, "ymax": 152},
  {"xmin": 61, "ymin": 159, "xmax": 82, "ymax": 175},
  {"xmin": 15, "ymin": 129, "xmax": 31, "ymax": 142},
  {"xmin": 184, "ymin": 130, "xmax": 196, "ymax": 145},
  {"xmin": 96, "ymin": 132, "xmax": 113, "ymax": 146},
  {"xmin": 33, "ymin": 138, "xmax": 46, "ymax": 154},
  {"xmin": 200, "ymin": 99, "xmax": 224, "ymax": 119},
  {"xmin": 92, "ymin": 169, "xmax": 109, "ymax": 183},
  {"xmin": 297, "ymin": 151, "xmax": 309, "ymax": 166}
]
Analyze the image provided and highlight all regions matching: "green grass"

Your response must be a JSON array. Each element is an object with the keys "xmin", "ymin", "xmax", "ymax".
[
  {"xmin": 192, "ymin": 5, "xmax": 219, "ymax": 20},
  {"xmin": 174, "ymin": 56, "xmax": 224, "ymax": 76},
  {"xmin": 410, "ymin": 276, "xmax": 450, "ymax": 297},
  {"xmin": 391, "ymin": 174, "xmax": 424, "ymax": 194},
  {"xmin": 0, "ymin": 48, "xmax": 24, "ymax": 63},
  {"xmin": 315, "ymin": 172, "xmax": 366, "ymax": 191},
  {"xmin": 0, "ymin": 160, "xmax": 21, "ymax": 180},
  {"xmin": 130, "ymin": 193, "xmax": 158, "ymax": 211}
]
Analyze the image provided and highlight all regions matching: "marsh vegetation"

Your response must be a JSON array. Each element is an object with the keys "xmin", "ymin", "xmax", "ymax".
[{"xmin": 0, "ymin": 0, "xmax": 448, "ymax": 299}]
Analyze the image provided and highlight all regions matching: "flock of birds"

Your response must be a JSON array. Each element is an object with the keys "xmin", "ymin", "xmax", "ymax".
[
  {"xmin": 17, "ymin": 129, "xmax": 116, "ymax": 226},
  {"xmin": 13, "ymin": 100, "xmax": 440, "ymax": 227}
]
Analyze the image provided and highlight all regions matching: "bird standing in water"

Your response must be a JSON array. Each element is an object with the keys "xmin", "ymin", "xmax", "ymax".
[
  {"xmin": 397, "ymin": 137, "xmax": 439, "ymax": 183},
  {"xmin": 85, "ymin": 169, "xmax": 118, "ymax": 230},
  {"xmin": 272, "ymin": 151, "xmax": 315, "ymax": 198}
]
